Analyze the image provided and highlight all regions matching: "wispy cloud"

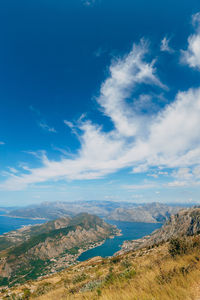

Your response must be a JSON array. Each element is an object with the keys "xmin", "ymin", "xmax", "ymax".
[
  {"xmin": 29, "ymin": 105, "xmax": 41, "ymax": 116},
  {"xmin": 8, "ymin": 167, "xmax": 18, "ymax": 174},
  {"xmin": 94, "ymin": 47, "xmax": 107, "ymax": 57},
  {"xmin": 122, "ymin": 183, "xmax": 157, "ymax": 190},
  {"xmin": 167, "ymin": 181, "xmax": 188, "ymax": 187},
  {"xmin": 160, "ymin": 36, "xmax": 174, "ymax": 53},
  {"xmin": 0, "ymin": 141, "xmax": 5, "ymax": 145},
  {"xmin": 38, "ymin": 121, "xmax": 57, "ymax": 133},
  {"xmin": 30, "ymin": 106, "xmax": 57, "ymax": 133},
  {"xmin": 2, "ymin": 22, "xmax": 200, "ymax": 191}
]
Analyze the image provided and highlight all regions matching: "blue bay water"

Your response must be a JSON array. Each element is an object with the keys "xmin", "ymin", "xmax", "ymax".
[
  {"xmin": 0, "ymin": 214, "xmax": 46, "ymax": 235},
  {"xmin": 0, "ymin": 215, "xmax": 162, "ymax": 261},
  {"xmin": 78, "ymin": 220, "xmax": 162, "ymax": 261}
]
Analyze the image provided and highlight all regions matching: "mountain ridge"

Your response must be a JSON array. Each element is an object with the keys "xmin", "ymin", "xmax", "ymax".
[{"xmin": 0, "ymin": 213, "xmax": 119, "ymax": 286}]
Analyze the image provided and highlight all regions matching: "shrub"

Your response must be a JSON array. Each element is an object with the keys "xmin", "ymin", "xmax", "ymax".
[
  {"xmin": 72, "ymin": 273, "xmax": 87, "ymax": 284},
  {"xmin": 34, "ymin": 282, "xmax": 52, "ymax": 296},
  {"xmin": 110, "ymin": 256, "xmax": 121, "ymax": 264},
  {"xmin": 97, "ymin": 288, "xmax": 102, "ymax": 296},
  {"xmin": 22, "ymin": 288, "xmax": 31, "ymax": 299},
  {"xmin": 80, "ymin": 280, "xmax": 102, "ymax": 292},
  {"xmin": 121, "ymin": 259, "xmax": 132, "ymax": 269},
  {"xmin": 120, "ymin": 268, "xmax": 136, "ymax": 279},
  {"xmin": 168, "ymin": 237, "xmax": 189, "ymax": 257},
  {"xmin": 156, "ymin": 267, "xmax": 177, "ymax": 284},
  {"xmin": 105, "ymin": 272, "xmax": 115, "ymax": 283}
]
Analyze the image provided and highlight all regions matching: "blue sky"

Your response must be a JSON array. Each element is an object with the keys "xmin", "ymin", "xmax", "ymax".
[{"xmin": 1, "ymin": 0, "xmax": 200, "ymax": 206}]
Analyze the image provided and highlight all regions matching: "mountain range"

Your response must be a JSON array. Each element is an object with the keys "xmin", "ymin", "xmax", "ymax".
[{"xmin": 2, "ymin": 201, "xmax": 183, "ymax": 223}]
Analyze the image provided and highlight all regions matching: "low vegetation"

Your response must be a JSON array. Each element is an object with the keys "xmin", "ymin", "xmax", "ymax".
[{"xmin": 3, "ymin": 235, "xmax": 200, "ymax": 300}]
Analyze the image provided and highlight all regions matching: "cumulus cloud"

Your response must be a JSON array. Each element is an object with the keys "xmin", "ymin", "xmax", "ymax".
[
  {"xmin": 181, "ymin": 12, "xmax": 200, "ymax": 69},
  {"xmin": 2, "ymin": 34, "xmax": 200, "ymax": 191},
  {"xmin": 160, "ymin": 36, "xmax": 174, "ymax": 53},
  {"xmin": 167, "ymin": 165, "xmax": 200, "ymax": 188}
]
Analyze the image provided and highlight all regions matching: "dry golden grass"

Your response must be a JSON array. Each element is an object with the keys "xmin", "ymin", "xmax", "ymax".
[{"xmin": 3, "ymin": 239, "xmax": 200, "ymax": 300}]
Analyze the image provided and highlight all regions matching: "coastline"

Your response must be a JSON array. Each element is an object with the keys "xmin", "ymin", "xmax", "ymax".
[
  {"xmin": 0, "ymin": 214, "xmax": 48, "ymax": 221},
  {"xmin": 77, "ymin": 227, "xmax": 122, "ymax": 262}
]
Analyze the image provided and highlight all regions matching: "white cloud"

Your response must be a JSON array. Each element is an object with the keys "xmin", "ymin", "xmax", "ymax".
[
  {"xmin": 64, "ymin": 120, "xmax": 74, "ymax": 129},
  {"xmin": 167, "ymin": 165, "xmax": 200, "ymax": 187},
  {"xmin": 167, "ymin": 179, "xmax": 200, "ymax": 188},
  {"xmin": 193, "ymin": 165, "xmax": 200, "ymax": 178},
  {"xmin": 172, "ymin": 168, "xmax": 192, "ymax": 180},
  {"xmin": 181, "ymin": 12, "xmax": 200, "ymax": 69},
  {"xmin": 147, "ymin": 88, "xmax": 200, "ymax": 162},
  {"xmin": 38, "ymin": 121, "xmax": 57, "ymax": 133},
  {"xmin": 158, "ymin": 171, "xmax": 168, "ymax": 175},
  {"xmin": 160, "ymin": 36, "xmax": 174, "ymax": 53},
  {"xmin": 2, "ymin": 37, "xmax": 200, "ymax": 191},
  {"xmin": 8, "ymin": 167, "xmax": 18, "ymax": 174},
  {"xmin": 97, "ymin": 39, "xmax": 166, "ymax": 137},
  {"xmin": 147, "ymin": 173, "xmax": 158, "ymax": 178},
  {"xmin": 64, "ymin": 120, "xmax": 78, "ymax": 136},
  {"xmin": 167, "ymin": 181, "xmax": 187, "ymax": 187},
  {"xmin": 122, "ymin": 183, "xmax": 157, "ymax": 190},
  {"xmin": 0, "ymin": 141, "xmax": 5, "ymax": 145}
]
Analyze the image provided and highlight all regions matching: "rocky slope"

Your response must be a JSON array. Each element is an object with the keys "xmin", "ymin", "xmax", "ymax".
[
  {"xmin": 0, "ymin": 213, "xmax": 119, "ymax": 286},
  {"xmin": 120, "ymin": 206, "xmax": 200, "ymax": 252}
]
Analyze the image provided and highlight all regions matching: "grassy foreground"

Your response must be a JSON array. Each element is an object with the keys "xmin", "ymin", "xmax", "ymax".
[{"xmin": 3, "ymin": 236, "xmax": 200, "ymax": 300}]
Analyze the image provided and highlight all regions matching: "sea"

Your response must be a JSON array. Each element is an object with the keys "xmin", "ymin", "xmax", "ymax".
[
  {"xmin": 78, "ymin": 220, "xmax": 162, "ymax": 261},
  {"xmin": 0, "ymin": 214, "xmax": 46, "ymax": 235}
]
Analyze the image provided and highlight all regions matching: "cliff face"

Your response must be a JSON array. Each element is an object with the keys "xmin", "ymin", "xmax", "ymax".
[
  {"xmin": 120, "ymin": 207, "xmax": 200, "ymax": 252},
  {"xmin": 0, "ymin": 213, "xmax": 119, "ymax": 286}
]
